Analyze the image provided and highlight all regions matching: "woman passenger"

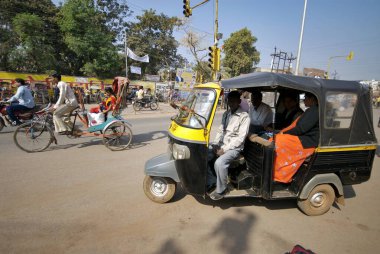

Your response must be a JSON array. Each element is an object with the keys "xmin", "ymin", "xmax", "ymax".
[
  {"xmin": 89, "ymin": 87, "xmax": 117, "ymax": 115},
  {"xmin": 272, "ymin": 92, "xmax": 319, "ymax": 183}
]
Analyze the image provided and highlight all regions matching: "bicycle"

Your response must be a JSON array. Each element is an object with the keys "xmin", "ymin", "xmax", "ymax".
[{"xmin": 13, "ymin": 77, "xmax": 133, "ymax": 153}]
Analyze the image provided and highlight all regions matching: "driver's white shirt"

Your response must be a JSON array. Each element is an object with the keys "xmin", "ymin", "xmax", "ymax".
[{"xmin": 214, "ymin": 106, "xmax": 250, "ymax": 152}]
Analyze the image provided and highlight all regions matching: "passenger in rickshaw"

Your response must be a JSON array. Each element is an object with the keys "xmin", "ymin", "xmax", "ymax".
[
  {"xmin": 89, "ymin": 87, "xmax": 117, "ymax": 115},
  {"xmin": 272, "ymin": 92, "xmax": 319, "ymax": 183},
  {"xmin": 248, "ymin": 90, "xmax": 273, "ymax": 134},
  {"xmin": 275, "ymin": 92, "xmax": 304, "ymax": 130},
  {"xmin": 207, "ymin": 91, "xmax": 250, "ymax": 200}
]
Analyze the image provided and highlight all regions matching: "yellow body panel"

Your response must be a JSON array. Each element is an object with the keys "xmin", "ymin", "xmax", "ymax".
[
  {"xmin": 316, "ymin": 145, "xmax": 377, "ymax": 153},
  {"xmin": 168, "ymin": 83, "xmax": 221, "ymax": 145}
]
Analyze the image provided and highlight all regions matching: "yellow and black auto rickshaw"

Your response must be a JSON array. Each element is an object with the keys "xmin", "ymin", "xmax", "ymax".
[{"xmin": 143, "ymin": 72, "xmax": 378, "ymax": 216}]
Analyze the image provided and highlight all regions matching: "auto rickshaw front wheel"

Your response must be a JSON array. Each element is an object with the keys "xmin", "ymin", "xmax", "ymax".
[
  {"xmin": 143, "ymin": 176, "xmax": 176, "ymax": 203},
  {"xmin": 297, "ymin": 184, "xmax": 335, "ymax": 216}
]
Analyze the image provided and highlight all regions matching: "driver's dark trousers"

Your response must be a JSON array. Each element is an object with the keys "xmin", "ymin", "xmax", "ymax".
[
  {"xmin": 207, "ymin": 147, "xmax": 240, "ymax": 194},
  {"xmin": 6, "ymin": 104, "xmax": 33, "ymax": 125}
]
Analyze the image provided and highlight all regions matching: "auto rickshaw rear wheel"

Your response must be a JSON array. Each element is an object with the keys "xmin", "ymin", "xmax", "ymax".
[
  {"xmin": 297, "ymin": 184, "xmax": 335, "ymax": 216},
  {"xmin": 143, "ymin": 176, "xmax": 176, "ymax": 203}
]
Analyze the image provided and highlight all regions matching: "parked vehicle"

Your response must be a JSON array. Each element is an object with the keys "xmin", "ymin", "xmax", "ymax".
[{"xmin": 143, "ymin": 72, "xmax": 378, "ymax": 216}]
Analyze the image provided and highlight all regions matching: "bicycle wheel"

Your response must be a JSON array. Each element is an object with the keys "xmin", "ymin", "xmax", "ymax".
[
  {"xmin": 14, "ymin": 122, "xmax": 53, "ymax": 152},
  {"xmin": 133, "ymin": 101, "xmax": 142, "ymax": 111},
  {"xmin": 150, "ymin": 102, "xmax": 159, "ymax": 110},
  {"xmin": 102, "ymin": 122, "xmax": 132, "ymax": 151}
]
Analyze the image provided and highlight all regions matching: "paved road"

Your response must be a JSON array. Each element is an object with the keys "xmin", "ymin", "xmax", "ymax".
[{"xmin": 0, "ymin": 108, "xmax": 379, "ymax": 254}]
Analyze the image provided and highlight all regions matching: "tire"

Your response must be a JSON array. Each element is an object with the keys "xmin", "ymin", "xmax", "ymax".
[
  {"xmin": 143, "ymin": 176, "xmax": 176, "ymax": 203},
  {"xmin": 297, "ymin": 184, "xmax": 335, "ymax": 216},
  {"xmin": 0, "ymin": 117, "xmax": 5, "ymax": 132},
  {"xmin": 13, "ymin": 121, "xmax": 53, "ymax": 153},
  {"xmin": 133, "ymin": 101, "xmax": 142, "ymax": 111},
  {"xmin": 150, "ymin": 102, "xmax": 159, "ymax": 110},
  {"xmin": 102, "ymin": 122, "xmax": 132, "ymax": 151}
]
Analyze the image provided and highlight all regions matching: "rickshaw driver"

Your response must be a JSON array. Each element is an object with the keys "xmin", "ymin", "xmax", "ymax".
[{"xmin": 207, "ymin": 91, "xmax": 250, "ymax": 200}]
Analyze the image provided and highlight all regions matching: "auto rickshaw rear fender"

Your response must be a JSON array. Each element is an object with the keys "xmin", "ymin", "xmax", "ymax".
[
  {"xmin": 144, "ymin": 152, "xmax": 180, "ymax": 182},
  {"xmin": 299, "ymin": 173, "xmax": 344, "ymax": 200}
]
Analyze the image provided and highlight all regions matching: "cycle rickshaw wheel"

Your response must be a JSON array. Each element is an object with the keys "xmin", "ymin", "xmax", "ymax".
[
  {"xmin": 13, "ymin": 122, "xmax": 53, "ymax": 152},
  {"xmin": 102, "ymin": 122, "xmax": 132, "ymax": 151}
]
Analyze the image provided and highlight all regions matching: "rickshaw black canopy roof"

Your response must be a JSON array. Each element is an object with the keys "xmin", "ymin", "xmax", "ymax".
[{"xmin": 221, "ymin": 72, "xmax": 377, "ymax": 147}]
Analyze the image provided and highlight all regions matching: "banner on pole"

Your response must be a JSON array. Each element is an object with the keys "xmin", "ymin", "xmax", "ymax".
[
  {"xmin": 127, "ymin": 48, "xmax": 149, "ymax": 63},
  {"xmin": 130, "ymin": 66, "xmax": 142, "ymax": 74}
]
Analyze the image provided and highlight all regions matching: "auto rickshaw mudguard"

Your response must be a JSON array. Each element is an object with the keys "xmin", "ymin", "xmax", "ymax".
[
  {"xmin": 299, "ymin": 173, "xmax": 344, "ymax": 200},
  {"xmin": 144, "ymin": 153, "xmax": 180, "ymax": 182}
]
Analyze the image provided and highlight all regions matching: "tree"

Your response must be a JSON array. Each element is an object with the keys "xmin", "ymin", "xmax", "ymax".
[
  {"xmin": 181, "ymin": 29, "xmax": 212, "ymax": 82},
  {"xmin": 58, "ymin": 0, "xmax": 122, "ymax": 77},
  {"xmin": 95, "ymin": 0, "xmax": 131, "ymax": 43},
  {"xmin": 0, "ymin": 0, "xmax": 61, "ymax": 72},
  {"xmin": 223, "ymin": 28, "xmax": 260, "ymax": 77},
  {"xmin": 10, "ymin": 13, "xmax": 56, "ymax": 72},
  {"xmin": 126, "ymin": 9, "xmax": 183, "ymax": 76}
]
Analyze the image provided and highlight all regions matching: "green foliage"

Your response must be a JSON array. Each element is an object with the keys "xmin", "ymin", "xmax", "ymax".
[
  {"xmin": 126, "ymin": 9, "xmax": 183, "ymax": 75},
  {"xmin": 0, "ymin": 0, "xmax": 61, "ymax": 72},
  {"xmin": 10, "ymin": 13, "xmax": 56, "ymax": 72},
  {"xmin": 58, "ymin": 0, "xmax": 121, "ymax": 78},
  {"xmin": 223, "ymin": 28, "xmax": 260, "ymax": 77}
]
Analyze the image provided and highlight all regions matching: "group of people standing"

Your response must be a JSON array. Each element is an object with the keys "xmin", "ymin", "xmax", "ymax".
[{"xmin": 207, "ymin": 89, "xmax": 320, "ymax": 200}]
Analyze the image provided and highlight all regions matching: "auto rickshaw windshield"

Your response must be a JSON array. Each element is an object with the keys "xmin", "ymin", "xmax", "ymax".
[{"xmin": 173, "ymin": 88, "xmax": 216, "ymax": 129}]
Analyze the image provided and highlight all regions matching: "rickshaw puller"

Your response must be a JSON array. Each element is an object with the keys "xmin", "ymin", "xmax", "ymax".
[{"xmin": 207, "ymin": 91, "xmax": 250, "ymax": 200}]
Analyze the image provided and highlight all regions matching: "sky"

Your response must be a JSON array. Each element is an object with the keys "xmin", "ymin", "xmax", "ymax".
[{"xmin": 53, "ymin": 0, "xmax": 380, "ymax": 81}]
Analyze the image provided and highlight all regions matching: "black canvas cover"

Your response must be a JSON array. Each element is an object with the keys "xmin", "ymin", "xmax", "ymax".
[{"xmin": 221, "ymin": 72, "xmax": 377, "ymax": 147}]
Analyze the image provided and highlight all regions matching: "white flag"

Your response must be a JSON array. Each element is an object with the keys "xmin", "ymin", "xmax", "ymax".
[
  {"xmin": 127, "ymin": 48, "xmax": 149, "ymax": 63},
  {"xmin": 130, "ymin": 66, "xmax": 142, "ymax": 74}
]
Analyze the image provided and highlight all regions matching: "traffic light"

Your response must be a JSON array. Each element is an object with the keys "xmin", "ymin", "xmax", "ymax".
[
  {"xmin": 208, "ymin": 46, "xmax": 220, "ymax": 71},
  {"xmin": 183, "ymin": 0, "xmax": 192, "ymax": 17},
  {"xmin": 346, "ymin": 51, "xmax": 354, "ymax": 61}
]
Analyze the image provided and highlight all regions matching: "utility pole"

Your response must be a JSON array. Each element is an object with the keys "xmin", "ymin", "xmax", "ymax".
[
  {"xmin": 271, "ymin": 47, "xmax": 296, "ymax": 74},
  {"xmin": 125, "ymin": 30, "xmax": 128, "ymax": 78},
  {"xmin": 212, "ymin": 0, "xmax": 219, "ymax": 81},
  {"xmin": 295, "ymin": 0, "xmax": 308, "ymax": 76}
]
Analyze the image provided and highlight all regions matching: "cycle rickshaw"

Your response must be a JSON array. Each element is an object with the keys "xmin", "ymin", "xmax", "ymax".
[
  {"xmin": 143, "ymin": 72, "xmax": 378, "ymax": 216},
  {"xmin": 13, "ymin": 77, "xmax": 133, "ymax": 152}
]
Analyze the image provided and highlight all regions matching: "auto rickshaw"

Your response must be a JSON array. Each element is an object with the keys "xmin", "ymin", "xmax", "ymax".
[{"xmin": 143, "ymin": 72, "xmax": 378, "ymax": 216}]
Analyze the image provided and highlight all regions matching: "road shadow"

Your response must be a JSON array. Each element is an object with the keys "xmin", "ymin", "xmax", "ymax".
[
  {"xmin": 153, "ymin": 239, "xmax": 185, "ymax": 254},
  {"xmin": 206, "ymin": 208, "xmax": 256, "ymax": 254},
  {"xmin": 0, "ymin": 130, "xmax": 14, "ymax": 134},
  {"xmin": 133, "ymin": 131, "xmax": 168, "ymax": 144},
  {"xmin": 38, "ymin": 130, "xmax": 167, "ymax": 152},
  {"xmin": 343, "ymin": 185, "xmax": 356, "ymax": 199},
  {"xmin": 170, "ymin": 185, "xmax": 187, "ymax": 203},
  {"xmin": 193, "ymin": 195, "xmax": 297, "ymax": 211}
]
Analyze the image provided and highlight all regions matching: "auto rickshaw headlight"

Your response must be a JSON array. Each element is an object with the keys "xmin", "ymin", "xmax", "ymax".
[{"xmin": 172, "ymin": 144, "xmax": 190, "ymax": 160}]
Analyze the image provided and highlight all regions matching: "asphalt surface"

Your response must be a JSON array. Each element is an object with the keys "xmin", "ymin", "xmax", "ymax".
[{"xmin": 0, "ymin": 105, "xmax": 379, "ymax": 254}]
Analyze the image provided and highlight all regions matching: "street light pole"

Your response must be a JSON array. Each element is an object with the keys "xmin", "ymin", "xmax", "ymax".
[
  {"xmin": 295, "ymin": 0, "xmax": 308, "ymax": 76},
  {"xmin": 125, "ymin": 30, "xmax": 128, "ymax": 78}
]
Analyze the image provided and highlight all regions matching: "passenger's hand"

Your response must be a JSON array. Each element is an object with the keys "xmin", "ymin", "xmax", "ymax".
[{"xmin": 216, "ymin": 148, "xmax": 224, "ymax": 156}]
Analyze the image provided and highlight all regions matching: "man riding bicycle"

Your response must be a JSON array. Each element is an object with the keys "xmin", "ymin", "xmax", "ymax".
[{"xmin": 50, "ymin": 73, "xmax": 79, "ymax": 135}]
